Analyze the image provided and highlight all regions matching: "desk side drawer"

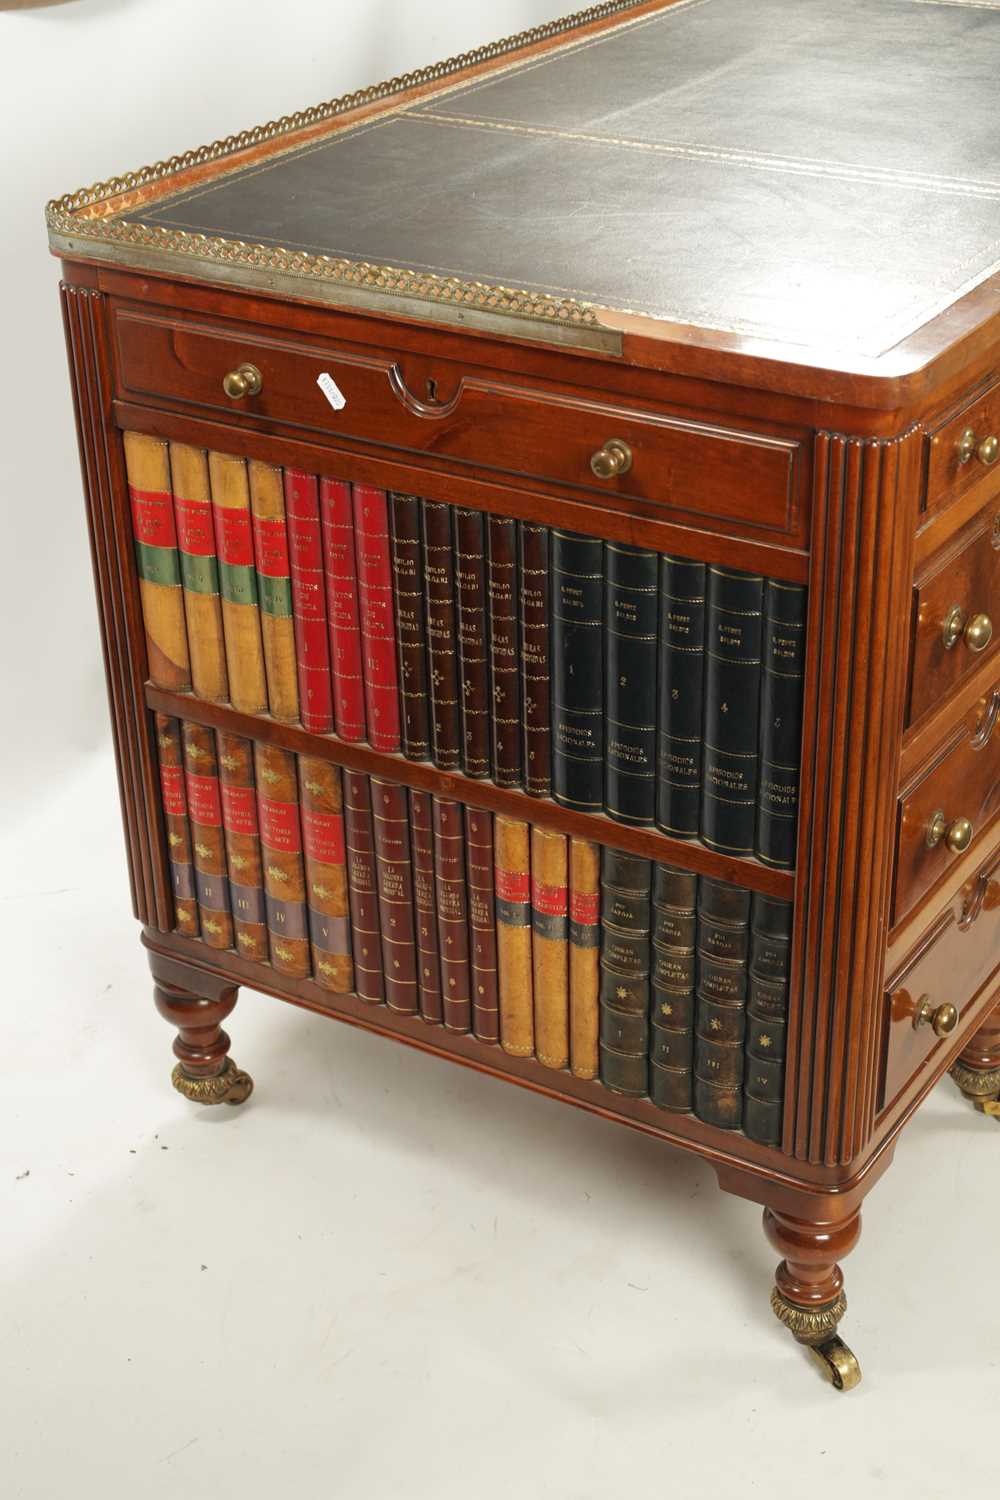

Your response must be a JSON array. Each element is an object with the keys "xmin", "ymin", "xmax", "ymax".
[{"xmin": 925, "ymin": 376, "xmax": 1000, "ymax": 518}]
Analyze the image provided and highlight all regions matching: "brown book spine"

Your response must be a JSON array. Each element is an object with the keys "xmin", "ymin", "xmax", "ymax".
[
  {"xmin": 217, "ymin": 730, "xmax": 268, "ymax": 963},
  {"xmin": 421, "ymin": 501, "xmax": 462, "ymax": 770},
  {"xmin": 519, "ymin": 522, "xmax": 552, "ymax": 797},
  {"xmin": 453, "ymin": 508, "xmax": 492, "ymax": 780},
  {"xmin": 494, "ymin": 814, "xmax": 534, "ymax": 1057},
  {"xmin": 248, "ymin": 459, "xmax": 300, "ymax": 723},
  {"xmin": 693, "ymin": 877, "xmax": 751, "ymax": 1130},
  {"xmin": 568, "ymin": 838, "xmax": 600, "ymax": 1080},
  {"xmin": 181, "ymin": 720, "xmax": 233, "ymax": 950},
  {"xmin": 154, "ymin": 713, "xmax": 199, "ymax": 938},
  {"xmin": 254, "ymin": 742, "xmax": 311, "ymax": 977},
  {"xmin": 532, "ymin": 826, "xmax": 569, "ymax": 1069},
  {"xmin": 389, "ymin": 493, "xmax": 432, "ymax": 761},
  {"xmin": 209, "ymin": 451, "xmax": 268, "ymax": 715},
  {"xmin": 300, "ymin": 755, "xmax": 353, "ymax": 994},
  {"xmin": 409, "ymin": 789, "xmax": 443, "ymax": 1024},
  {"xmin": 343, "ymin": 771, "xmax": 384, "ymax": 1005},
  {"xmin": 598, "ymin": 850, "xmax": 652, "ymax": 1097},
  {"xmin": 169, "ymin": 442, "xmax": 228, "ymax": 703},
  {"xmin": 432, "ymin": 797, "xmax": 472, "ymax": 1032},
  {"xmin": 123, "ymin": 431, "xmax": 190, "ymax": 690},
  {"xmin": 370, "ymin": 776, "xmax": 419, "ymax": 1015},
  {"xmin": 487, "ymin": 515, "xmax": 522, "ymax": 788},
  {"xmin": 465, "ymin": 806, "xmax": 500, "ymax": 1043}
]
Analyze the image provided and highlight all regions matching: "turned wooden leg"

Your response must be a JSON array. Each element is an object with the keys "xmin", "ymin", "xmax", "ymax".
[
  {"xmin": 146, "ymin": 942, "xmax": 253, "ymax": 1107},
  {"xmin": 764, "ymin": 1206, "xmax": 863, "ymax": 1391},
  {"xmin": 951, "ymin": 997, "xmax": 1000, "ymax": 1119}
]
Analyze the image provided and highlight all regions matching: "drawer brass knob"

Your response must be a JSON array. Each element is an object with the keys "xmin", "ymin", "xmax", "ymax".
[
  {"xmin": 926, "ymin": 810, "xmax": 974, "ymax": 853},
  {"xmin": 590, "ymin": 437, "xmax": 633, "ymax": 480},
  {"xmin": 223, "ymin": 362, "xmax": 263, "ymax": 400},
  {"xmin": 978, "ymin": 434, "xmax": 999, "ymax": 467},
  {"xmin": 964, "ymin": 612, "xmax": 994, "ymax": 653},
  {"xmin": 913, "ymin": 994, "xmax": 960, "ymax": 1038}
]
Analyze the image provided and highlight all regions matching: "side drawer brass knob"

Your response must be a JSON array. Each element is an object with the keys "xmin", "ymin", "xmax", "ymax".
[
  {"xmin": 978, "ymin": 434, "xmax": 999, "ymax": 467},
  {"xmin": 913, "ymin": 995, "xmax": 960, "ymax": 1038},
  {"xmin": 223, "ymin": 362, "xmax": 263, "ymax": 400},
  {"xmin": 964, "ymin": 612, "xmax": 994, "ymax": 653},
  {"xmin": 926, "ymin": 810, "xmax": 974, "ymax": 853},
  {"xmin": 590, "ymin": 437, "xmax": 633, "ymax": 480}
]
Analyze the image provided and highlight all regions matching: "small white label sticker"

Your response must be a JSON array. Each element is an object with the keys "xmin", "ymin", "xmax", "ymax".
[{"xmin": 317, "ymin": 372, "xmax": 347, "ymax": 411}]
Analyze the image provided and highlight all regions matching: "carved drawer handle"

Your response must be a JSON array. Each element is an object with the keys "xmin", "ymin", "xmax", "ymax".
[
  {"xmin": 959, "ymin": 872, "xmax": 990, "ymax": 929},
  {"xmin": 590, "ymin": 438, "xmax": 633, "ymax": 480},
  {"xmin": 957, "ymin": 427, "xmax": 999, "ymax": 467},
  {"xmin": 941, "ymin": 604, "xmax": 994, "ymax": 654},
  {"xmin": 912, "ymin": 994, "xmax": 960, "ymax": 1038},
  {"xmin": 223, "ymin": 363, "xmax": 263, "ymax": 400},
  {"xmin": 926, "ymin": 811, "xmax": 974, "ymax": 852},
  {"xmin": 972, "ymin": 690, "xmax": 1000, "ymax": 749}
]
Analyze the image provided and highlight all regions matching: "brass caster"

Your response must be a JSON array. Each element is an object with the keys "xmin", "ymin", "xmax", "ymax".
[
  {"xmin": 806, "ymin": 1336, "xmax": 863, "ymax": 1393},
  {"xmin": 171, "ymin": 1057, "xmax": 254, "ymax": 1106},
  {"xmin": 950, "ymin": 1062, "xmax": 1000, "ymax": 1119}
]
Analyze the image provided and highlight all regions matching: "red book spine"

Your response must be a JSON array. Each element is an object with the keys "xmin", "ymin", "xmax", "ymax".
[
  {"xmin": 319, "ymin": 477, "xmax": 367, "ymax": 742},
  {"xmin": 284, "ymin": 468, "xmax": 334, "ymax": 733},
  {"xmin": 342, "ymin": 771, "xmax": 384, "ymax": 1006},
  {"xmin": 432, "ymin": 796, "xmax": 472, "ymax": 1033},
  {"xmin": 353, "ymin": 484, "xmax": 401, "ymax": 752},
  {"xmin": 465, "ymin": 806, "xmax": 500, "ymax": 1043},
  {"xmin": 409, "ymin": 789, "xmax": 444, "ymax": 1024}
]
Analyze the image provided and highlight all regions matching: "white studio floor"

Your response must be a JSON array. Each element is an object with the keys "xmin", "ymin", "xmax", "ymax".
[{"xmin": 3, "ymin": 745, "xmax": 999, "ymax": 1500}]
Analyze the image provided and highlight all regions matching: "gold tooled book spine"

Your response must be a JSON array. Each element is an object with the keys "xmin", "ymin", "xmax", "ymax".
[
  {"xmin": 531, "ymin": 826, "xmax": 569, "ymax": 1070},
  {"xmin": 122, "ymin": 431, "xmax": 190, "ymax": 689},
  {"xmin": 208, "ymin": 451, "xmax": 268, "ymax": 714},
  {"xmin": 248, "ymin": 459, "xmax": 300, "ymax": 723},
  {"xmin": 155, "ymin": 713, "xmax": 199, "ymax": 938},
  {"xmin": 168, "ymin": 442, "xmax": 228, "ymax": 703},
  {"xmin": 494, "ymin": 814, "xmax": 534, "ymax": 1059},
  {"xmin": 217, "ymin": 730, "xmax": 269, "ymax": 963},
  {"xmin": 181, "ymin": 720, "xmax": 233, "ymax": 950},
  {"xmin": 569, "ymin": 837, "xmax": 600, "ymax": 1080},
  {"xmin": 299, "ymin": 754, "xmax": 353, "ymax": 993},
  {"xmin": 254, "ymin": 741, "xmax": 311, "ymax": 977}
]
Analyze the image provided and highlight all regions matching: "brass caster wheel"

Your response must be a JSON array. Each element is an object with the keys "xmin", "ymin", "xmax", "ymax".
[
  {"xmin": 171, "ymin": 1057, "xmax": 254, "ymax": 1106},
  {"xmin": 950, "ymin": 1062, "xmax": 1000, "ymax": 1119},
  {"xmin": 806, "ymin": 1335, "xmax": 862, "ymax": 1393}
]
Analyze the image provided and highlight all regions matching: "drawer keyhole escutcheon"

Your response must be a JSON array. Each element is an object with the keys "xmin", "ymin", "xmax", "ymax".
[
  {"xmin": 912, "ymin": 994, "xmax": 960, "ymax": 1038},
  {"xmin": 957, "ymin": 427, "xmax": 999, "ymax": 467},
  {"xmin": 941, "ymin": 604, "xmax": 993, "ymax": 653},
  {"xmin": 590, "ymin": 437, "xmax": 633, "ymax": 480},
  {"xmin": 926, "ymin": 810, "xmax": 974, "ymax": 853},
  {"xmin": 222, "ymin": 363, "xmax": 263, "ymax": 400}
]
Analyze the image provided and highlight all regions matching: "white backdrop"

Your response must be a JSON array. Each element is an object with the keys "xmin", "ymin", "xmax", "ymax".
[{"xmin": 0, "ymin": 0, "xmax": 557, "ymax": 795}]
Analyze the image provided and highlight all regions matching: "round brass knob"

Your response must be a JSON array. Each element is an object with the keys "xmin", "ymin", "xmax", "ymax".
[
  {"xmin": 222, "ymin": 363, "xmax": 263, "ymax": 400},
  {"xmin": 978, "ymin": 434, "xmax": 999, "ymax": 467},
  {"xmin": 926, "ymin": 810, "xmax": 974, "ymax": 852},
  {"xmin": 913, "ymin": 994, "xmax": 960, "ymax": 1038},
  {"xmin": 957, "ymin": 426, "xmax": 977, "ymax": 465},
  {"xmin": 590, "ymin": 438, "xmax": 633, "ymax": 480},
  {"xmin": 941, "ymin": 603, "xmax": 966, "ymax": 651},
  {"xmin": 964, "ymin": 612, "xmax": 994, "ymax": 653}
]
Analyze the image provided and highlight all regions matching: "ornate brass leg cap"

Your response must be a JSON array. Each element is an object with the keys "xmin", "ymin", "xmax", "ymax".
[
  {"xmin": 770, "ymin": 1289, "xmax": 861, "ymax": 1391},
  {"xmin": 171, "ymin": 1058, "xmax": 254, "ymax": 1106},
  {"xmin": 950, "ymin": 1062, "xmax": 1000, "ymax": 1119}
]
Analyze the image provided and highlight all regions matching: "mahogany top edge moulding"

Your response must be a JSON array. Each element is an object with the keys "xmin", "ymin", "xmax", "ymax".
[{"xmin": 45, "ymin": 0, "xmax": 1000, "ymax": 402}]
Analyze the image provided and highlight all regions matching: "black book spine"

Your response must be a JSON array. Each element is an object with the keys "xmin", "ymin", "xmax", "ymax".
[
  {"xmin": 421, "ymin": 500, "xmax": 462, "ymax": 771},
  {"xmin": 551, "ymin": 530, "xmax": 604, "ymax": 813},
  {"xmin": 693, "ymin": 876, "xmax": 751, "ymax": 1131},
  {"xmin": 453, "ymin": 507, "xmax": 492, "ymax": 781},
  {"xmin": 656, "ymin": 556, "xmax": 706, "ymax": 839},
  {"xmin": 487, "ymin": 515, "xmax": 522, "ymax": 789},
  {"xmin": 649, "ymin": 863, "xmax": 698, "ymax": 1113},
  {"xmin": 388, "ymin": 492, "xmax": 432, "ymax": 762},
  {"xmin": 605, "ymin": 543, "xmax": 658, "ymax": 827},
  {"xmin": 743, "ymin": 895, "xmax": 793, "ymax": 1146},
  {"xmin": 598, "ymin": 849, "xmax": 651, "ymax": 1098},
  {"xmin": 519, "ymin": 522, "xmax": 552, "ymax": 798},
  {"xmin": 756, "ymin": 580, "xmax": 808, "ymax": 869},
  {"xmin": 700, "ymin": 567, "xmax": 765, "ymax": 857}
]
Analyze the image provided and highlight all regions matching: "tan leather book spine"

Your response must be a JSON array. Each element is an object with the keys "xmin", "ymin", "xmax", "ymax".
[
  {"xmin": 168, "ymin": 442, "xmax": 228, "ymax": 703},
  {"xmin": 122, "ymin": 431, "xmax": 190, "ymax": 689},
  {"xmin": 181, "ymin": 720, "xmax": 233, "ymax": 950},
  {"xmin": 299, "ymin": 754, "xmax": 353, "ymax": 994},
  {"xmin": 254, "ymin": 741, "xmax": 311, "ymax": 977},
  {"xmin": 531, "ymin": 826, "xmax": 569, "ymax": 1070},
  {"xmin": 248, "ymin": 459, "xmax": 300, "ymax": 723},
  {"xmin": 217, "ymin": 730, "xmax": 269, "ymax": 964},
  {"xmin": 494, "ymin": 814, "xmax": 534, "ymax": 1058},
  {"xmin": 568, "ymin": 837, "xmax": 600, "ymax": 1080},
  {"xmin": 154, "ymin": 713, "xmax": 199, "ymax": 938},
  {"xmin": 208, "ymin": 451, "xmax": 268, "ymax": 714}
]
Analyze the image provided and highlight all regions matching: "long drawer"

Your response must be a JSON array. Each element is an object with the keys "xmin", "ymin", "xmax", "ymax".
[
  {"xmin": 110, "ymin": 304, "xmax": 806, "ymax": 542},
  {"xmin": 881, "ymin": 842, "xmax": 1000, "ymax": 1113}
]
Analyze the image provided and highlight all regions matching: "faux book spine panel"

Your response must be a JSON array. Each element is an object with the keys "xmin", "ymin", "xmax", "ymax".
[
  {"xmin": 249, "ymin": 460, "xmax": 299, "ymax": 723},
  {"xmin": 285, "ymin": 469, "xmax": 334, "ymax": 734},
  {"xmin": 169, "ymin": 442, "xmax": 228, "ymax": 704}
]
